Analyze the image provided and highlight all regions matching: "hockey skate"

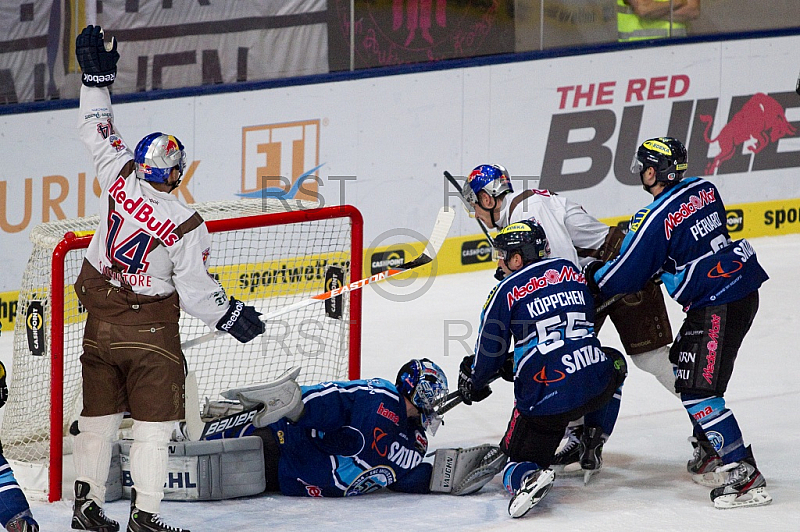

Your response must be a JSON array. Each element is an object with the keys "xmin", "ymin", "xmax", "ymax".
[
  {"xmin": 551, "ymin": 424, "xmax": 583, "ymax": 475},
  {"xmin": 710, "ymin": 447, "xmax": 772, "ymax": 509},
  {"xmin": 127, "ymin": 489, "xmax": 189, "ymax": 532},
  {"xmin": 687, "ymin": 435, "xmax": 724, "ymax": 487},
  {"xmin": 507, "ymin": 469, "xmax": 555, "ymax": 518},
  {"xmin": 578, "ymin": 426, "xmax": 606, "ymax": 485},
  {"xmin": 71, "ymin": 481, "xmax": 120, "ymax": 532},
  {"xmin": 6, "ymin": 511, "xmax": 39, "ymax": 532}
]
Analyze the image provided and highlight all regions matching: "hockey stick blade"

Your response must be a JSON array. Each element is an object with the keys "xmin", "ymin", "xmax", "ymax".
[
  {"xmin": 444, "ymin": 171, "xmax": 495, "ymax": 245},
  {"xmin": 182, "ymin": 206, "xmax": 455, "ymax": 350}
]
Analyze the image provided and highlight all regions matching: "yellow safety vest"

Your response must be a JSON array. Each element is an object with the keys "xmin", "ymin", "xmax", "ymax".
[{"xmin": 617, "ymin": 0, "xmax": 687, "ymax": 42}]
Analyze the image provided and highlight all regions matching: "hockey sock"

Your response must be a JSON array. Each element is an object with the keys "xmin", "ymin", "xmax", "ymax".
[
  {"xmin": 130, "ymin": 420, "xmax": 174, "ymax": 514},
  {"xmin": 0, "ymin": 455, "xmax": 33, "ymax": 527},
  {"xmin": 630, "ymin": 345, "xmax": 679, "ymax": 398},
  {"xmin": 74, "ymin": 413, "xmax": 124, "ymax": 503},
  {"xmin": 502, "ymin": 461, "xmax": 540, "ymax": 494},
  {"xmin": 583, "ymin": 385, "xmax": 622, "ymax": 438},
  {"xmin": 682, "ymin": 394, "xmax": 746, "ymax": 463}
]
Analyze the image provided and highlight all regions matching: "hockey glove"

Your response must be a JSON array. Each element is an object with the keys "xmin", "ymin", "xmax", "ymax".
[
  {"xmin": 216, "ymin": 297, "xmax": 265, "ymax": 343},
  {"xmin": 494, "ymin": 266, "xmax": 506, "ymax": 281},
  {"xmin": 582, "ymin": 260, "xmax": 604, "ymax": 303},
  {"xmin": 498, "ymin": 356, "xmax": 515, "ymax": 383},
  {"xmin": 458, "ymin": 355, "xmax": 492, "ymax": 406},
  {"xmin": 0, "ymin": 360, "xmax": 7, "ymax": 409},
  {"xmin": 76, "ymin": 25, "xmax": 119, "ymax": 87}
]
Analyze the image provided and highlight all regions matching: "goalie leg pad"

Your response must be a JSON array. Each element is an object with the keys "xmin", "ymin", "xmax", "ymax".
[
  {"xmin": 116, "ymin": 436, "xmax": 266, "ymax": 501},
  {"xmin": 221, "ymin": 366, "xmax": 304, "ymax": 426},
  {"xmin": 429, "ymin": 445, "xmax": 506, "ymax": 495}
]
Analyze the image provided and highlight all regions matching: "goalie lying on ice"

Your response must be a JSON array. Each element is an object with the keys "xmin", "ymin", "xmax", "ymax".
[{"xmin": 198, "ymin": 358, "xmax": 506, "ymax": 497}]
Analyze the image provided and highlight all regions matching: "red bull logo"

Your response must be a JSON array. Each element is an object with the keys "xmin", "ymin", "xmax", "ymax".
[
  {"xmin": 699, "ymin": 93, "xmax": 797, "ymax": 175},
  {"xmin": 165, "ymin": 136, "xmax": 179, "ymax": 155}
]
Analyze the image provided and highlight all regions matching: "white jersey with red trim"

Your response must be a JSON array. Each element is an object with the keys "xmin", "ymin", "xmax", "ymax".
[
  {"xmin": 496, "ymin": 189, "xmax": 610, "ymax": 268},
  {"xmin": 78, "ymin": 85, "xmax": 229, "ymax": 328}
]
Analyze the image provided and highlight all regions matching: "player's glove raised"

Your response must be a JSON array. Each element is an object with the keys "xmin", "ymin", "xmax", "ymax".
[
  {"xmin": 458, "ymin": 355, "xmax": 492, "ymax": 406},
  {"xmin": 76, "ymin": 25, "xmax": 119, "ymax": 87},
  {"xmin": 216, "ymin": 297, "xmax": 265, "ymax": 343}
]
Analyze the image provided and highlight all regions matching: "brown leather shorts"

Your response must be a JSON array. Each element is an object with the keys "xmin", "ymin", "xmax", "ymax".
[
  {"xmin": 80, "ymin": 315, "xmax": 186, "ymax": 421},
  {"xmin": 596, "ymin": 280, "xmax": 672, "ymax": 356}
]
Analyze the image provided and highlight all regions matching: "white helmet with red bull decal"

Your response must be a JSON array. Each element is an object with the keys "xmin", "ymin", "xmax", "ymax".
[{"xmin": 134, "ymin": 132, "xmax": 187, "ymax": 185}]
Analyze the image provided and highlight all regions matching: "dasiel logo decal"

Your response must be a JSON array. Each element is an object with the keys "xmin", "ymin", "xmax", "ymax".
[{"xmin": 240, "ymin": 120, "xmax": 322, "ymax": 201}]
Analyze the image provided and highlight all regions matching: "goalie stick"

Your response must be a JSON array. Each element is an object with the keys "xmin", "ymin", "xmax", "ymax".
[
  {"xmin": 444, "ymin": 171, "xmax": 495, "ymax": 245},
  {"xmin": 181, "ymin": 206, "xmax": 455, "ymax": 350}
]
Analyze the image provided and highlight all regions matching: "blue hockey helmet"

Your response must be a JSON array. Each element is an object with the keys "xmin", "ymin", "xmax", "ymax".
[
  {"xmin": 462, "ymin": 164, "xmax": 513, "ymax": 206},
  {"xmin": 632, "ymin": 137, "xmax": 688, "ymax": 185},
  {"xmin": 134, "ymin": 132, "xmax": 187, "ymax": 184},
  {"xmin": 395, "ymin": 358, "xmax": 449, "ymax": 434}
]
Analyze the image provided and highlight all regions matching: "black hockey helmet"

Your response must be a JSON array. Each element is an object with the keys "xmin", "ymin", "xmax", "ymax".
[
  {"xmin": 493, "ymin": 219, "xmax": 550, "ymax": 265},
  {"xmin": 632, "ymin": 137, "xmax": 688, "ymax": 185}
]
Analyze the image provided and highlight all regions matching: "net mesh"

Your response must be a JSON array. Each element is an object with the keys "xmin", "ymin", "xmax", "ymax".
[{"xmin": 1, "ymin": 198, "xmax": 357, "ymax": 467}]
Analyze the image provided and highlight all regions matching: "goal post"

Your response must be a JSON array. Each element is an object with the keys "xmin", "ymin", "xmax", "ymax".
[{"xmin": 3, "ymin": 199, "xmax": 363, "ymax": 502}]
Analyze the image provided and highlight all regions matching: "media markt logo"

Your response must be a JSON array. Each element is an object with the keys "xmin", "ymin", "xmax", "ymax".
[
  {"xmin": 370, "ymin": 250, "xmax": 405, "ymax": 275},
  {"xmin": 239, "ymin": 120, "xmax": 322, "ymax": 201},
  {"xmin": 726, "ymin": 209, "xmax": 744, "ymax": 232},
  {"xmin": 461, "ymin": 239, "xmax": 492, "ymax": 265}
]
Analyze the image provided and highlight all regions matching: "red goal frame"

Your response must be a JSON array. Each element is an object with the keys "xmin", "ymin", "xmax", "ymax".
[{"xmin": 48, "ymin": 205, "xmax": 363, "ymax": 502}]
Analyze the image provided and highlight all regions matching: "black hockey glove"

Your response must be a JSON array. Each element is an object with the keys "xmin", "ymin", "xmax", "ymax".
[
  {"xmin": 498, "ymin": 356, "xmax": 515, "ymax": 383},
  {"xmin": 494, "ymin": 266, "xmax": 506, "ymax": 281},
  {"xmin": 216, "ymin": 297, "xmax": 265, "ymax": 343},
  {"xmin": 582, "ymin": 260, "xmax": 604, "ymax": 302},
  {"xmin": 457, "ymin": 355, "xmax": 492, "ymax": 406},
  {"xmin": 0, "ymin": 361, "xmax": 8, "ymax": 409},
  {"xmin": 76, "ymin": 25, "xmax": 119, "ymax": 87}
]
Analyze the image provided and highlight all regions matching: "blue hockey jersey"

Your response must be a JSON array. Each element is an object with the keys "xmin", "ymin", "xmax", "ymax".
[
  {"xmin": 594, "ymin": 177, "xmax": 768, "ymax": 310},
  {"xmin": 472, "ymin": 257, "xmax": 615, "ymax": 416},
  {"xmin": 268, "ymin": 378, "xmax": 432, "ymax": 497}
]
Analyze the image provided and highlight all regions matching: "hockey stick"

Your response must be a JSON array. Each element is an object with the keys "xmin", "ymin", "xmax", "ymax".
[
  {"xmin": 444, "ymin": 171, "xmax": 495, "ymax": 245},
  {"xmin": 796, "ymin": 69, "xmax": 800, "ymax": 96},
  {"xmin": 181, "ymin": 206, "xmax": 456, "ymax": 351},
  {"xmin": 437, "ymin": 373, "xmax": 501, "ymax": 416}
]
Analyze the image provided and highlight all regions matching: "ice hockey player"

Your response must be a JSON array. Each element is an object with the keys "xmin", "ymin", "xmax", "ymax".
[
  {"xmin": 0, "ymin": 362, "xmax": 39, "ymax": 532},
  {"xmin": 227, "ymin": 358, "xmax": 504, "ymax": 498},
  {"xmin": 459, "ymin": 163, "xmax": 679, "ymax": 478},
  {"xmin": 183, "ymin": 361, "xmax": 504, "ymax": 498},
  {"xmin": 72, "ymin": 25, "xmax": 264, "ymax": 532},
  {"xmin": 457, "ymin": 220, "xmax": 627, "ymax": 518},
  {"xmin": 588, "ymin": 137, "xmax": 772, "ymax": 509}
]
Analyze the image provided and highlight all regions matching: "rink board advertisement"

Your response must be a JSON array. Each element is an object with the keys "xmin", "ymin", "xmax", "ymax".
[{"xmin": 1, "ymin": 35, "xmax": 800, "ymax": 297}]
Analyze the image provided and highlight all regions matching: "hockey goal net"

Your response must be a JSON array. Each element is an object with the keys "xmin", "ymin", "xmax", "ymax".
[{"xmin": 1, "ymin": 199, "xmax": 363, "ymax": 502}]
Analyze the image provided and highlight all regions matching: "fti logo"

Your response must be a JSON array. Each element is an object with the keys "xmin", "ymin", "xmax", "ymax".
[
  {"xmin": 726, "ymin": 209, "xmax": 744, "ymax": 232},
  {"xmin": 240, "ymin": 120, "xmax": 322, "ymax": 201}
]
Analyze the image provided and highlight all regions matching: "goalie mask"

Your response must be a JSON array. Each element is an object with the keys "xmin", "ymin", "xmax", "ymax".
[
  {"xmin": 134, "ymin": 132, "xmax": 187, "ymax": 187},
  {"xmin": 395, "ymin": 358, "xmax": 449, "ymax": 435}
]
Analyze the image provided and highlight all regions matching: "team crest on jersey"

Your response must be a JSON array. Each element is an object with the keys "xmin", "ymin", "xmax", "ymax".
[
  {"xmin": 344, "ymin": 466, "xmax": 396, "ymax": 496},
  {"xmin": 629, "ymin": 209, "xmax": 650, "ymax": 232}
]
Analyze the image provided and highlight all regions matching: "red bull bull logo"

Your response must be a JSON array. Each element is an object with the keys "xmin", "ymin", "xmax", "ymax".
[
  {"xmin": 699, "ymin": 93, "xmax": 797, "ymax": 175},
  {"xmin": 165, "ymin": 136, "xmax": 179, "ymax": 155}
]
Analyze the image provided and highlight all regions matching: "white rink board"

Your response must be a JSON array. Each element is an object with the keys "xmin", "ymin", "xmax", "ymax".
[{"xmin": 2, "ymin": 35, "xmax": 800, "ymax": 290}]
